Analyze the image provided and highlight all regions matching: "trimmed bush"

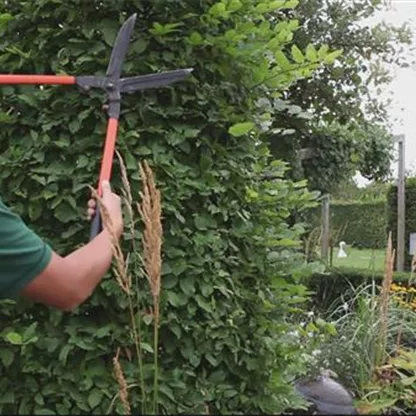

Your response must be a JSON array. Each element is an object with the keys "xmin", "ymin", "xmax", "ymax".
[
  {"xmin": 306, "ymin": 266, "xmax": 410, "ymax": 311},
  {"xmin": 387, "ymin": 178, "xmax": 416, "ymax": 271},
  {"xmin": 306, "ymin": 199, "xmax": 387, "ymax": 249}
]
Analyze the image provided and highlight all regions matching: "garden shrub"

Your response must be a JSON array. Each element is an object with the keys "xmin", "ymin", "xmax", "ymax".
[
  {"xmin": 306, "ymin": 199, "xmax": 387, "ymax": 249},
  {"xmin": 387, "ymin": 178, "xmax": 416, "ymax": 271},
  {"xmin": 0, "ymin": 0, "xmax": 337, "ymax": 414},
  {"xmin": 306, "ymin": 266, "xmax": 410, "ymax": 311}
]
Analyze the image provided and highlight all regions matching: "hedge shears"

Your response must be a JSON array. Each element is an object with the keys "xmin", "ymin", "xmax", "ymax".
[{"xmin": 0, "ymin": 13, "xmax": 193, "ymax": 239}]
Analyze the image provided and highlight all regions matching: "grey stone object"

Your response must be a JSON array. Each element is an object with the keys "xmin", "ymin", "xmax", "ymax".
[{"xmin": 294, "ymin": 370, "xmax": 357, "ymax": 415}]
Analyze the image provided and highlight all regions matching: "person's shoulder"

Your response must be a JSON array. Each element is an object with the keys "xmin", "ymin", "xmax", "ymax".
[
  {"xmin": 0, "ymin": 197, "xmax": 18, "ymax": 216},
  {"xmin": 0, "ymin": 197, "xmax": 53, "ymax": 299},
  {"xmin": 0, "ymin": 198, "xmax": 26, "ymax": 231}
]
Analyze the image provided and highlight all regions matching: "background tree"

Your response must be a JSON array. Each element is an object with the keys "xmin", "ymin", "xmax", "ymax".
[
  {"xmin": 331, "ymin": 178, "xmax": 392, "ymax": 201},
  {"xmin": 267, "ymin": 0, "xmax": 413, "ymax": 192}
]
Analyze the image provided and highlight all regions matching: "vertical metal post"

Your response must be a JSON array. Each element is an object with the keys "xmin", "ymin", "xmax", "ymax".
[
  {"xmin": 395, "ymin": 134, "xmax": 406, "ymax": 271},
  {"xmin": 321, "ymin": 194, "xmax": 330, "ymax": 263}
]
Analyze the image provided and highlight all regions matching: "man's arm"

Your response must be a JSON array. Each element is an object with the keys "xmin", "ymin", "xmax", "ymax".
[
  {"xmin": 19, "ymin": 181, "xmax": 123, "ymax": 311},
  {"xmin": 21, "ymin": 229, "xmax": 114, "ymax": 310}
]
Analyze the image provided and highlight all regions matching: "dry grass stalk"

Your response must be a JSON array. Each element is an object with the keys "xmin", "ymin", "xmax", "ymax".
[
  {"xmin": 90, "ymin": 187, "xmax": 131, "ymax": 294},
  {"xmin": 380, "ymin": 232, "xmax": 395, "ymax": 348},
  {"xmin": 136, "ymin": 160, "xmax": 162, "ymax": 325},
  {"xmin": 116, "ymin": 151, "xmax": 136, "ymax": 236},
  {"xmin": 113, "ymin": 347, "xmax": 131, "ymax": 415},
  {"xmin": 136, "ymin": 160, "xmax": 163, "ymax": 413},
  {"xmin": 395, "ymin": 325, "xmax": 403, "ymax": 354},
  {"xmin": 116, "ymin": 151, "xmax": 145, "ymax": 285},
  {"xmin": 116, "ymin": 150, "xmax": 133, "ymax": 209}
]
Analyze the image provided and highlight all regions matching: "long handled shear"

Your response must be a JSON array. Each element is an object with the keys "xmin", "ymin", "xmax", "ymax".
[{"xmin": 0, "ymin": 13, "xmax": 193, "ymax": 240}]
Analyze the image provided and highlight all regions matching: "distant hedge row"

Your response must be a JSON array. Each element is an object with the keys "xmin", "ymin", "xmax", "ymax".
[
  {"xmin": 387, "ymin": 178, "xmax": 416, "ymax": 271},
  {"xmin": 306, "ymin": 199, "xmax": 387, "ymax": 249},
  {"xmin": 306, "ymin": 266, "xmax": 410, "ymax": 311}
]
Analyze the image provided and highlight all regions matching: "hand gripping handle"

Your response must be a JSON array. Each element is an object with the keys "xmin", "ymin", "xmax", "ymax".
[{"xmin": 89, "ymin": 118, "xmax": 119, "ymax": 240}]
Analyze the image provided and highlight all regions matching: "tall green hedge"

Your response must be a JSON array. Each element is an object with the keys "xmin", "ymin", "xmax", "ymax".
[
  {"xmin": 0, "ymin": 1, "xmax": 333, "ymax": 414},
  {"xmin": 306, "ymin": 199, "xmax": 387, "ymax": 249},
  {"xmin": 387, "ymin": 178, "xmax": 416, "ymax": 271}
]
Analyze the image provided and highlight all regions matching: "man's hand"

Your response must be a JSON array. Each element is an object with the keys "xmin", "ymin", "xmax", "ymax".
[
  {"xmin": 20, "ymin": 180, "xmax": 124, "ymax": 311},
  {"xmin": 87, "ymin": 181, "xmax": 123, "ymax": 238}
]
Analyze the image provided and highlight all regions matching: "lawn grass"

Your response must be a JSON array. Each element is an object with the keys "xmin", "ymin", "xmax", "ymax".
[{"xmin": 332, "ymin": 247, "xmax": 385, "ymax": 272}]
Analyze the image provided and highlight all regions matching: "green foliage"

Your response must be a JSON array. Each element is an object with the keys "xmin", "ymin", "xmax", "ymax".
[
  {"xmin": 306, "ymin": 267, "xmax": 410, "ymax": 312},
  {"xmin": 311, "ymin": 283, "xmax": 416, "ymax": 400},
  {"xmin": 387, "ymin": 178, "xmax": 416, "ymax": 271},
  {"xmin": 312, "ymin": 284, "xmax": 388, "ymax": 393},
  {"xmin": 290, "ymin": 0, "xmax": 413, "ymax": 125},
  {"xmin": 305, "ymin": 279, "xmax": 416, "ymax": 415},
  {"xmin": 331, "ymin": 179, "xmax": 391, "ymax": 202},
  {"xmin": 269, "ymin": 0, "xmax": 411, "ymax": 191},
  {"xmin": 306, "ymin": 199, "xmax": 387, "ymax": 249},
  {"xmin": 300, "ymin": 122, "xmax": 394, "ymax": 193},
  {"xmin": 357, "ymin": 349, "xmax": 416, "ymax": 415},
  {"xmin": 0, "ymin": 0, "xmax": 334, "ymax": 414}
]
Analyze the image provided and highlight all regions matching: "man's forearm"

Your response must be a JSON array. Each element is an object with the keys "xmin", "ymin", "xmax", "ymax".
[
  {"xmin": 63, "ymin": 229, "xmax": 114, "ymax": 301},
  {"xmin": 21, "ymin": 229, "xmax": 115, "ymax": 311}
]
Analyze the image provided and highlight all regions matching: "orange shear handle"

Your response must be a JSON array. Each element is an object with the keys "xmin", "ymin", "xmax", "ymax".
[
  {"xmin": 0, "ymin": 75, "xmax": 75, "ymax": 84},
  {"xmin": 89, "ymin": 118, "xmax": 119, "ymax": 239}
]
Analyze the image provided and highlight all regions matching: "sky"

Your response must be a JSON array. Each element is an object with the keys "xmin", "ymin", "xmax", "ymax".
[
  {"xmin": 356, "ymin": 0, "xmax": 416, "ymax": 185},
  {"xmin": 379, "ymin": 1, "xmax": 416, "ymax": 170}
]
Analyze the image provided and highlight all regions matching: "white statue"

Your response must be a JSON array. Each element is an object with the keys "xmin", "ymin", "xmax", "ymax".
[{"xmin": 337, "ymin": 241, "xmax": 347, "ymax": 258}]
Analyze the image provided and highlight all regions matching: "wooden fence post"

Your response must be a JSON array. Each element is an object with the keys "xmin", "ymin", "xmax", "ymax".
[{"xmin": 395, "ymin": 134, "xmax": 405, "ymax": 271}]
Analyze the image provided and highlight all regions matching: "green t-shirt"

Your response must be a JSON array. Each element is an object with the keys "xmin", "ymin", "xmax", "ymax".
[{"xmin": 0, "ymin": 198, "xmax": 52, "ymax": 299}]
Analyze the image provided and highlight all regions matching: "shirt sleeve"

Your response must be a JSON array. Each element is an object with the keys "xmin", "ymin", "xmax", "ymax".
[{"xmin": 0, "ymin": 199, "xmax": 53, "ymax": 299}]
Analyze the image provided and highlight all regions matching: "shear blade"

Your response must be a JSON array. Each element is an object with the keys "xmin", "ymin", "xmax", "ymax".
[
  {"xmin": 119, "ymin": 68, "xmax": 193, "ymax": 93},
  {"xmin": 106, "ymin": 13, "xmax": 137, "ymax": 80}
]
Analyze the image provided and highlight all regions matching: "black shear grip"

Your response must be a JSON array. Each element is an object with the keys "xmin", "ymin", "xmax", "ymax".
[{"xmin": 89, "ymin": 208, "xmax": 102, "ymax": 240}]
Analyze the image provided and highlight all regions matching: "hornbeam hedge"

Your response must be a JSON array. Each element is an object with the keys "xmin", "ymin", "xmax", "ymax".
[{"xmin": 0, "ymin": 0, "xmax": 338, "ymax": 413}]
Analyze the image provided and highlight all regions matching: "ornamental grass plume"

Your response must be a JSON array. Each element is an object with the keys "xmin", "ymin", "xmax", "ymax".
[
  {"xmin": 379, "ymin": 231, "xmax": 395, "ymax": 360},
  {"xmin": 113, "ymin": 347, "xmax": 131, "ymax": 415},
  {"xmin": 89, "ymin": 187, "xmax": 131, "ymax": 294},
  {"xmin": 116, "ymin": 150, "xmax": 137, "ymax": 250},
  {"xmin": 102, "ymin": 156, "xmax": 163, "ymax": 414},
  {"xmin": 136, "ymin": 160, "xmax": 162, "ymax": 414},
  {"xmin": 136, "ymin": 160, "xmax": 162, "ymax": 325}
]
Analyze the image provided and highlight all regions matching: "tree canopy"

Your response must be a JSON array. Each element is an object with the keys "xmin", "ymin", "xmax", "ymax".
[{"xmin": 268, "ymin": 0, "xmax": 413, "ymax": 192}]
